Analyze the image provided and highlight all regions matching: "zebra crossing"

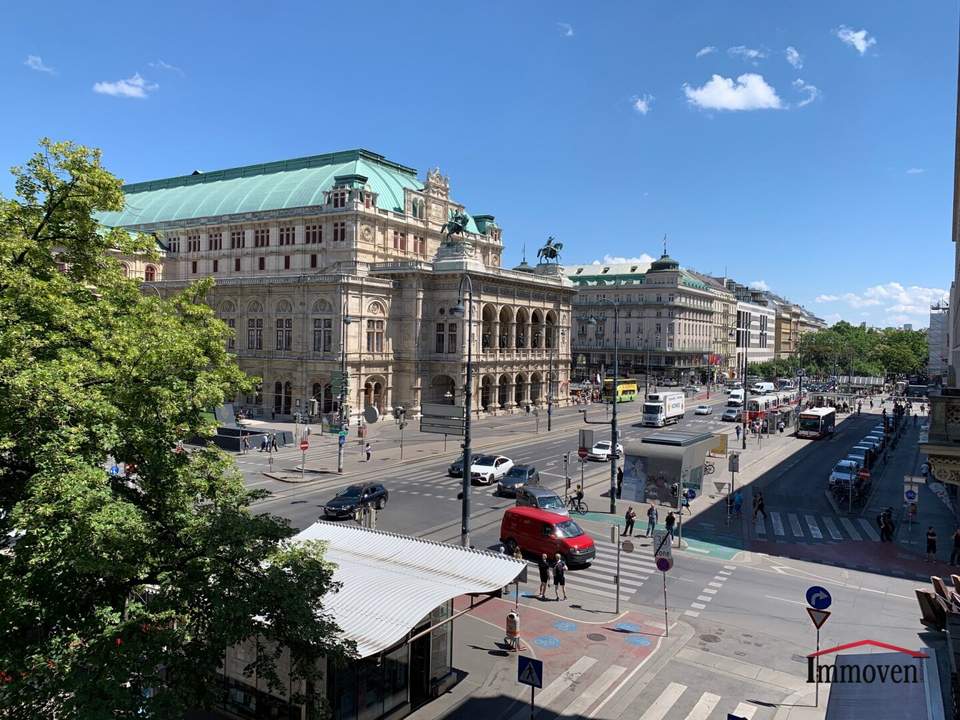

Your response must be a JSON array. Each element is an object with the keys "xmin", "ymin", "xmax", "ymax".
[
  {"xmin": 754, "ymin": 510, "xmax": 881, "ymax": 543},
  {"xmin": 507, "ymin": 659, "xmax": 771, "ymax": 720},
  {"xmin": 523, "ymin": 535, "xmax": 657, "ymax": 601}
]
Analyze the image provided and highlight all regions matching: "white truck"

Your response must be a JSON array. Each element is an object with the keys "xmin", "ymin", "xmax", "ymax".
[
  {"xmin": 751, "ymin": 382, "xmax": 775, "ymax": 395},
  {"xmin": 643, "ymin": 391, "xmax": 685, "ymax": 427}
]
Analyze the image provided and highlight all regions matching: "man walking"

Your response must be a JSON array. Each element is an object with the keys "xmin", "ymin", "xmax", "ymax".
[
  {"xmin": 616, "ymin": 465, "xmax": 624, "ymax": 499},
  {"xmin": 270, "ymin": 434, "xmax": 279, "ymax": 452},
  {"xmin": 622, "ymin": 506, "xmax": 636, "ymax": 536},
  {"xmin": 735, "ymin": 425, "xmax": 741, "ymax": 442},
  {"xmin": 645, "ymin": 503, "xmax": 658, "ymax": 536},
  {"xmin": 753, "ymin": 490, "xmax": 767, "ymax": 521},
  {"xmin": 926, "ymin": 527, "xmax": 938, "ymax": 563},
  {"xmin": 364, "ymin": 442, "xmax": 372, "ymax": 462},
  {"xmin": 665, "ymin": 511, "xmax": 676, "ymax": 541},
  {"xmin": 241, "ymin": 435, "xmax": 250, "ymax": 455}
]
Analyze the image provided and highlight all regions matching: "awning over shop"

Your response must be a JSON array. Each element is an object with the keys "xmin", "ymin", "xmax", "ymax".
[{"xmin": 292, "ymin": 522, "xmax": 526, "ymax": 658}]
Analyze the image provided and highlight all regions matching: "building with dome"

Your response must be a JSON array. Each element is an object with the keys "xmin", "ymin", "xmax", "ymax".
[
  {"xmin": 99, "ymin": 149, "xmax": 574, "ymax": 421},
  {"xmin": 563, "ymin": 251, "xmax": 737, "ymax": 385}
]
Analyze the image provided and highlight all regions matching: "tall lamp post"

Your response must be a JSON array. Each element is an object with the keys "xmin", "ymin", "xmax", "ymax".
[
  {"xmin": 586, "ymin": 301, "xmax": 620, "ymax": 514},
  {"xmin": 451, "ymin": 274, "xmax": 474, "ymax": 548},
  {"xmin": 336, "ymin": 295, "xmax": 353, "ymax": 474},
  {"xmin": 547, "ymin": 327, "xmax": 565, "ymax": 431}
]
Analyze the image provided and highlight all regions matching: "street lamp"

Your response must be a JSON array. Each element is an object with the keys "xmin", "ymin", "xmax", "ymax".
[
  {"xmin": 336, "ymin": 295, "xmax": 353, "ymax": 474},
  {"xmin": 547, "ymin": 327, "xmax": 566, "ymax": 432},
  {"xmin": 450, "ymin": 274, "xmax": 474, "ymax": 548},
  {"xmin": 586, "ymin": 301, "xmax": 621, "ymax": 514}
]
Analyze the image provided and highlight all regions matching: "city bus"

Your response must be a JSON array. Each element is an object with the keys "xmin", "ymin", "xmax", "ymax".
[
  {"xmin": 797, "ymin": 406, "xmax": 836, "ymax": 439},
  {"xmin": 602, "ymin": 378, "xmax": 638, "ymax": 403}
]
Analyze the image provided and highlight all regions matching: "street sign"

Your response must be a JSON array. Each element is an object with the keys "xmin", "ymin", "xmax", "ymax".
[
  {"xmin": 517, "ymin": 656, "xmax": 543, "ymax": 688},
  {"xmin": 728, "ymin": 453, "xmax": 740, "ymax": 473},
  {"xmin": 420, "ymin": 403, "xmax": 466, "ymax": 437},
  {"xmin": 578, "ymin": 429, "xmax": 594, "ymax": 451},
  {"xmin": 578, "ymin": 447, "xmax": 589, "ymax": 460},
  {"xmin": 805, "ymin": 586, "xmax": 832, "ymax": 610},
  {"xmin": 806, "ymin": 607, "xmax": 831, "ymax": 629},
  {"xmin": 622, "ymin": 540, "xmax": 634, "ymax": 554},
  {"xmin": 653, "ymin": 528, "xmax": 672, "ymax": 571},
  {"xmin": 299, "ymin": 440, "xmax": 309, "ymax": 451},
  {"xmin": 714, "ymin": 481, "xmax": 728, "ymax": 494},
  {"xmin": 363, "ymin": 405, "xmax": 380, "ymax": 424},
  {"xmin": 338, "ymin": 435, "xmax": 346, "ymax": 447},
  {"xmin": 904, "ymin": 489, "xmax": 917, "ymax": 501},
  {"xmin": 656, "ymin": 557, "xmax": 673, "ymax": 572}
]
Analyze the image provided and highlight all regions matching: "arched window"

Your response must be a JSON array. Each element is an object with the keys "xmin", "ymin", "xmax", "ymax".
[
  {"xmin": 312, "ymin": 298, "xmax": 333, "ymax": 353},
  {"xmin": 144, "ymin": 265, "xmax": 156, "ymax": 282},
  {"xmin": 275, "ymin": 299, "xmax": 293, "ymax": 351},
  {"xmin": 247, "ymin": 302, "xmax": 263, "ymax": 350},
  {"xmin": 366, "ymin": 319, "xmax": 384, "ymax": 352},
  {"xmin": 120, "ymin": 263, "xmax": 129, "ymax": 277},
  {"xmin": 218, "ymin": 301, "xmax": 237, "ymax": 351}
]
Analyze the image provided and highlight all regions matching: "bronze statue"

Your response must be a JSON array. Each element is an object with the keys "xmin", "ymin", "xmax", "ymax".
[
  {"xmin": 440, "ymin": 211, "xmax": 469, "ymax": 244},
  {"xmin": 537, "ymin": 236, "xmax": 563, "ymax": 264}
]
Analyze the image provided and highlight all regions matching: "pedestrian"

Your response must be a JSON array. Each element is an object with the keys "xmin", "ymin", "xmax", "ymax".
[
  {"xmin": 926, "ymin": 527, "xmax": 938, "ymax": 563},
  {"xmin": 857, "ymin": 402, "xmax": 862, "ymax": 416},
  {"xmin": 876, "ymin": 511, "xmax": 887, "ymax": 541},
  {"xmin": 622, "ymin": 506, "xmax": 637, "ymax": 536},
  {"xmin": 616, "ymin": 465, "xmax": 624, "ymax": 498},
  {"xmin": 306, "ymin": 425, "xmax": 311, "ymax": 437},
  {"xmin": 241, "ymin": 435, "xmax": 249, "ymax": 455},
  {"xmin": 270, "ymin": 434, "xmax": 278, "ymax": 452},
  {"xmin": 777, "ymin": 421, "xmax": 785, "ymax": 434},
  {"xmin": 733, "ymin": 490, "xmax": 743, "ymax": 518},
  {"xmin": 512, "ymin": 545, "xmax": 524, "ymax": 563},
  {"xmin": 951, "ymin": 528, "xmax": 960, "ymax": 566},
  {"xmin": 645, "ymin": 504, "xmax": 657, "ymax": 536},
  {"xmin": 869, "ymin": 399, "xmax": 874, "ymax": 409},
  {"xmin": 364, "ymin": 442, "xmax": 372, "ymax": 462},
  {"xmin": 735, "ymin": 425, "xmax": 741, "ymax": 442},
  {"xmin": 537, "ymin": 554, "xmax": 550, "ymax": 600},
  {"xmin": 259, "ymin": 435, "xmax": 268, "ymax": 452},
  {"xmin": 665, "ymin": 511, "xmax": 676, "ymax": 541},
  {"xmin": 553, "ymin": 553, "xmax": 567, "ymax": 600},
  {"xmin": 753, "ymin": 491, "xmax": 767, "ymax": 520}
]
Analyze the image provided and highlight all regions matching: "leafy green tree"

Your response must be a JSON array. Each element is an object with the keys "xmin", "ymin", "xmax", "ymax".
[{"xmin": 0, "ymin": 140, "xmax": 351, "ymax": 718}]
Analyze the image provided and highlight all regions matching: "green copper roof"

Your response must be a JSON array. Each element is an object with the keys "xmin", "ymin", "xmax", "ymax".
[{"xmin": 98, "ymin": 149, "xmax": 430, "ymax": 228}]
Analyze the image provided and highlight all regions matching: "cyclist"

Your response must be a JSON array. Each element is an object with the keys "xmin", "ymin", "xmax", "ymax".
[{"xmin": 574, "ymin": 484, "xmax": 584, "ymax": 506}]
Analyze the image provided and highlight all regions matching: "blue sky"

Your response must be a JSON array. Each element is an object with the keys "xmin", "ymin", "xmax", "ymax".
[{"xmin": 3, "ymin": 1, "xmax": 957, "ymax": 327}]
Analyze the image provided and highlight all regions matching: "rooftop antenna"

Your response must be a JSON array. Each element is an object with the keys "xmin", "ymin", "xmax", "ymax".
[
  {"xmin": 663, "ymin": 234, "xmax": 668, "ymax": 256},
  {"xmin": 521, "ymin": 243, "xmax": 527, "ymax": 264}
]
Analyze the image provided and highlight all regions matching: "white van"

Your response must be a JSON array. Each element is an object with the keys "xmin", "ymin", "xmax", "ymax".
[
  {"xmin": 727, "ymin": 389, "xmax": 744, "ymax": 407},
  {"xmin": 751, "ymin": 382, "xmax": 775, "ymax": 395}
]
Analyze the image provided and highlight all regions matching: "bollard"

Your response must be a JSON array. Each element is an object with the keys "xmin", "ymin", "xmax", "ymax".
[{"xmin": 505, "ymin": 611, "xmax": 520, "ymax": 651}]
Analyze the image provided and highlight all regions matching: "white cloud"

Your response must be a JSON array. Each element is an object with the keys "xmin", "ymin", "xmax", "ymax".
[
  {"xmin": 24, "ymin": 55, "xmax": 54, "ymax": 74},
  {"xmin": 557, "ymin": 22, "xmax": 574, "ymax": 38},
  {"xmin": 815, "ymin": 294, "xmax": 840, "ymax": 302},
  {"xmin": 696, "ymin": 46, "xmax": 716, "ymax": 58},
  {"xmin": 632, "ymin": 94, "xmax": 654, "ymax": 115},
  {"xmin": 683, "ymin": 73, "xmax": 783, "ymax": 111},
  {"xmin": 93, "ymin": 73, "xmax": 158, "ymax": 99},
  {"xmin": 785, "ymin": 46, "xmax": 803, "ymax": 69},
  {"xmin": 748, "ymin": 280, "xmax": 770, "ymax": 291},
  {"xmin": 906, "ymin": 168, "xmax": 925, "ymax": 175},
  {"xmin": 591, "ymin": 253, "xmax": 655, "ymax": 268},
  {"xmin": 148, "ymin": 59, "xmax": 183, "ymax": 75},
  {"xmin": 823, "ymin": 313, "xmax": 843, "ymax": 325},
  {"xmin": 793, "ymin": 79, "xmax": 820, "ymax": 108},
  {"xmin": 835, "ymin": 26, "xmax": 876, "ymax": 55},
  {"xmin": 817, "ymin": 281, "xmax": 948, "ymax": 323},
  {"xmin": 728, "ymin": 46, "xmax": 766, "ymax": 64}
]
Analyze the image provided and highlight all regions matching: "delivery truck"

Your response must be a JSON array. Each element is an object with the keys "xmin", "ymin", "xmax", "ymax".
[{"xmin": 642, "ymin": 391, "xmax": 685, "ymax": 427}]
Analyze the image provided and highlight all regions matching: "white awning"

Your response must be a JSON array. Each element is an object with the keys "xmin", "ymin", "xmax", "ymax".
[{"xmin": 292, "ymin": 522, "xmax": 526, "ymax": 658}]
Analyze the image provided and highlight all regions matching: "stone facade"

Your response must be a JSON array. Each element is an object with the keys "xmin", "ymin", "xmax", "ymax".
[{"xmin": 102, "ymin": 150, "xmax": 574, "ymax": 421}]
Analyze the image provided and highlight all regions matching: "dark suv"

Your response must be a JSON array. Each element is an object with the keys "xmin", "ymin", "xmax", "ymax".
[
  {"xmin": 497, "ymin": 464, "xmax": 540, "ymax": 497},
  {"xmin": 323, "ymin": 483, "xmax": 389, "ymax": 519}
]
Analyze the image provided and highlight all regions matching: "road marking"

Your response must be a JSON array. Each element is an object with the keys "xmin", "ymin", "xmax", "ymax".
[
  {"xmin": 858, "ymin": 517, "xmax": 881, "ymax": 541},
  {"xmin": 764, "ymin": 595, "xmax": 806, "ymax": 605},
  {"xmin": 840, "ymin": 517, "xmax": 863, "ymax": 541},
  {"xmin": 684, "ymin": 609, "xmax": 700, "ymax": 617},
  {"xmin": 805, "ymin": 515, "xmax": 823, "ymax": 540},
  {"xmin": 561, "ymin": 665, "xmax": 626, "ymax": 716},
  {"xmin": 697, "ymin": 595, "xmax": 713, "ymax": 602},
  {"xmin": 770, "ymin": 511, "xmax": 785, "ymax": 536},
  {"xmin": 638, "ymin": 682, "xmax": 687, "ymax": 720},
  {"xmin": 718, "ymin": 570, "xmax": 732, "ymax": 576},
  {"xmin": 822, "ymin": 516, "xmax": 843, "ymax": 541},
  {"xmin": 712, "ymin": 576, "xmax": 728, "ymax": 582},
  {"xmin": 723, "ymin": 564, "xmax": 737, "ymax": 570},
  {"xmin": 754, "ymin": 516, "xmax": 766, "ymax": 536},
  {"xmin": 522, "ymin": 656, "xmax": 597, "ymax": 713},
  {"xmin": 708, "ymin": 581, "xmax": 723, "ymax": 588},
  {"xmin": 702, "ymin": 588, "xmax": 718, "ymax": 594},
  {"xmin": 684, "ymin": 692, "xmax": 721, "ymax": 720},
  {"xmin": 690, "ymin": 602, "xmax": 706, "ymax": 610},
  {"xmin": 686, "ymin": 546, "xmax": 709, "ymax": 554},
  {"xmin": 731, "ymin": 701, "xmax": 758, "ymax": 719},
  {"xmin": 788, "ymin": 513, "xmax": 804, "ymax": 537}
]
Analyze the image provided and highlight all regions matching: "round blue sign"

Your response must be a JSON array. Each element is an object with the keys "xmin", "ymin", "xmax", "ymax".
[
  {"xmin": 684, "ymin": 488, "xmax": 697, "ymax": 500},
  {"xmin": 905, "ymin": 489, "xmax": 917, "ymax": 501},
  {"xmin": 805, "ymin": 585, "xmax": 832, "ymax": 610}
]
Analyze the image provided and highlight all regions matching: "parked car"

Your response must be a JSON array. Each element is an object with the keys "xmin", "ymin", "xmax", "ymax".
[
  {"xmin": 695, "ymin": 404, "xmax": 713, "ymax": 415},
  {"xmin": 721, "ymin": 408, "xmax": 742, "ymax": 422},
  {"xmin": 470, "ymin": 454, "xmax": 514, "ymax": 484},
  {"xmin": 846, "ymin": 446, "xmax": 873, "ymax": 470},
  {"xmin": 684, "ymin": 385, "xmax": 702, "ymax": 394},
  {"xmin": 860, "ymin": 437, "xmax": 882, "ymax": 454},
  {"xmin": 587, "ymin": 440, "xmax": 624, "ymax": 461},
  {"xmin": 829, "ymin": 459, "xmax": 860, "ymax": 485},
  {"xmin": 498, "ymin": 464, "xmax": 540, "ymax": 496},
  {"xmin": 323, "ymin": 483, "xmax": 388, "ymax": 519},
  {"xmin": 448, "ymin": 455, "xmax": 466, "ymax": 477},
  {"xmin": 500, "ymin": 506, "xmax": 596, "ymax": 566},
  {"xmin": 515, "ymin": 486, "xmax": 568, "ymax": 516}
]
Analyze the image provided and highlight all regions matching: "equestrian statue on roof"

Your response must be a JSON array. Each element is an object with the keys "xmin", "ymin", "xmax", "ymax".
[{"xmin": 537, "ymin": 236, "xmax": 563, "ymax": 264}]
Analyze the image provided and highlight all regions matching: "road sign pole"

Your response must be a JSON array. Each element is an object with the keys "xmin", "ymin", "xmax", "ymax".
[
  {"xmin": 400, "ymin": 422, "xmax": 404, "ymax": 460},
  {"xmin": 301, "ymin": 448, "xmax": 306, "ymax": 481},
  {"xmin": 613, "ymin": 525, "xmax": 622, "ymax": 614},
  {"xmin": 815, "ymin": 626, "xmax": 820, "ymax": 707},
  {"xmin": 662, "ymin": 571, "xmax": 668, "ymax": 637},
  {"xmin": 530, "ymin": 685, "xmax": 535, "ymax": 720}
]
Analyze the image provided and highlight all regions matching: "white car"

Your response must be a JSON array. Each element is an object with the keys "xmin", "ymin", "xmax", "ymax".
[
  {"xmin": 469, "ymin": 454, "xmax": 514, "ymax": 485},
  {"xmin": 829, "ymin": 459, "xmax": 860, "ymax": 485},
  {"xmin": 587, "ymin": 441, "xmax": 624, "ymax": 461},
  {"xmin": 695, "ymin": 405, "xmax": 713, "ymax": 415}
]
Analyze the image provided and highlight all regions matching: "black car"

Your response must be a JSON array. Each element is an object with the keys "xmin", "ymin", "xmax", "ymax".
[
  {"xmin": 448, "ymin": 455, "xmax": 465, "ymax": 477},
  {"xmin": 323, "ymin": 483, "xmax": 388, "ymax": 519},
  {"xmin": 497, "ymin": 464, "xmax": 540, "ymax": 496}
]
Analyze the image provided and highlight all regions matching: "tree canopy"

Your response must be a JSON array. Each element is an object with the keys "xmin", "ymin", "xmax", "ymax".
[
  {"xmin": 748, "ymin": 321, "xmax": 929, "ymax": 380},
  {"xmin": 0, "ymin": 140, "xmax": 351, "ymax": 718}
]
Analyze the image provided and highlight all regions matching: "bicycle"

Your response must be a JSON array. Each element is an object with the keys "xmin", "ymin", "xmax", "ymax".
[
  {"xmin": 566, "ymin": 496, "xmax": 588, "ymax": 515},
  {"xmin": 703, "ymin": 461, "xmax": 715, "ymax": 475}
]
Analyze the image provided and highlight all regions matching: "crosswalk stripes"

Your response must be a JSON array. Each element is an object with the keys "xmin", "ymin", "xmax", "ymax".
[
  {"xmin": 686, "ymin": 692, "xmax": 721, "ymax": 720},
  {"xmin": 840, "ymin": 517, "xmax": 863, "ymax": 541},
  {"xmin": 561, "ymin": 664, "xmax": 626, "ymax": 716},
  {"xmin": 731, "ymin": 701, "xmax": 758, "ymax": 719},
  {"xmin": 822, "ymin": 516, "xmax": 843, "ymax": 540},
  {"xmin": 787, "ymin": 513, "xmax": 804, "ymax": 537},
  {"xmin": 504, "ymin": 656, "xmax": 596, "ymax": 720},
  {"xmin": 638, "ymin": 681, "xmax": 765, "ymax": 720},
  {"xmin": 770, "ymin": 511, "xmax": 785, "ymax": 536},
  {"xmin": 804, "ymin": 515, "xmax": 823, "ymax": 540},
  {"xmin": 639, "ymin": 682, "xmax": 687, "ymax": 720},
  {"xmin": 858, "ymin": 517, "xmax": 881, "ymax": 541}
]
